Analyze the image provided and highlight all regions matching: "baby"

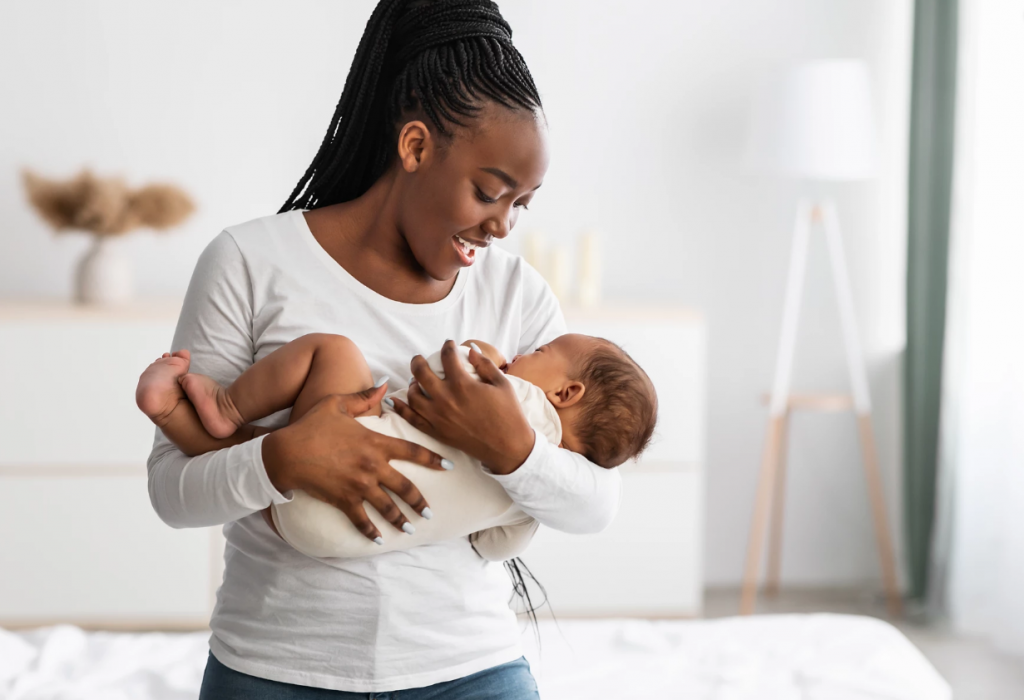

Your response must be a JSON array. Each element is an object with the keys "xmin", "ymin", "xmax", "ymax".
[{"xmin": 137, "ymin": 333, "xmax": 657, "ymax": 561}]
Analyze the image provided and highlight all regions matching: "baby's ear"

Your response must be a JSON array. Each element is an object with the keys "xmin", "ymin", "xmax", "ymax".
[{"xmin": 548, "ymin": 381, "xmax": 586, "ymax": 408}]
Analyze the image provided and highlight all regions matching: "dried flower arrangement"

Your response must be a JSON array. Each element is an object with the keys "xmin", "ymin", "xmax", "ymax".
[
  {"xmin": 23, "ymin": 169, "xmax": 194, "ymax": 236},
  {"xmin": 22, "ymin": 169, "xmax": 196, "ymax": 305}
]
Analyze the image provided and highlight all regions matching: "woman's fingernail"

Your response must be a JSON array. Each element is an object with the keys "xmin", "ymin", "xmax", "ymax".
[
  {"xmin": 441, "ymin": 459, "xmax": 455, "ymax": 470},
  {"xmin": 373, "ymin": 375, "xmax": 390, "ymax": 388},
  {"xmin": 373, "ymin": 536, "xmax": 383, "ymax": 545},
  {"xmin": 421, "ymin": 507, "xmax": 433, "ymax": 520},
  {"xmin": 470, "ymin": 342, "xmax": 482, "ymax": 353},
  {"xmin": 383, "ymin": 397, "xmax": 395, "ymax": 409},
  {"xmin": 402, "ymin": 522, "xmax": 416, "ymax": 535}
]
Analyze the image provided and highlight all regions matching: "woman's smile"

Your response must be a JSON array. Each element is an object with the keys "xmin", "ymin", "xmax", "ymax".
[{"xmin": 452, "ymin": 234, "xmax": 488, "ymax": 266}]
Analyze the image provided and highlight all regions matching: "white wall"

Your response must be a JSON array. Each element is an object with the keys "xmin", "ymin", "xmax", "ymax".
[{"xmin": 0, "ymin": 0, "xmax": 912, "ymax": 587}]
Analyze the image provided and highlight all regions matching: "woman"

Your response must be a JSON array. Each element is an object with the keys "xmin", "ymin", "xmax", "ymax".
[{"xmin": 147, "ymin": 0, "xmax": 621, "ymax": 697}]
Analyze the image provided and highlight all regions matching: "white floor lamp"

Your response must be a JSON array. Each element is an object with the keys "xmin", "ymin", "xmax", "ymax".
[{"xmin": 741, "ymin": 60, "xmax": 902, "ymax": 616}]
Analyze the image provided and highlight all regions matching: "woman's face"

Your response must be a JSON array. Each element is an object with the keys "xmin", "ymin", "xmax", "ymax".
[{"xmin": 395, "ymin": 104, "xmax": 550, "ymax": 281}]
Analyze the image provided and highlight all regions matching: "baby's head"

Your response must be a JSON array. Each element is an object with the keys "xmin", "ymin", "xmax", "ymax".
[{"xmin": 505, "ymin": 334, "xmax": 658, "ymax": 468}]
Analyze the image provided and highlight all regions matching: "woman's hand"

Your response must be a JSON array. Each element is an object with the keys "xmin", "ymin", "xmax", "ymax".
[
  {"xmin": 391, "ymin": 340, "xmax": 536, "ymax": 475},
  {"xmin": 261, "ymin": 384, "xmax": 449, "ymax": 543}
]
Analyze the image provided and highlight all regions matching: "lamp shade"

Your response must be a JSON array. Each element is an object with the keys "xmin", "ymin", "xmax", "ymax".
[{"xmin": 746, "ymin": 59, "xmax": 877, "ymax": 181}]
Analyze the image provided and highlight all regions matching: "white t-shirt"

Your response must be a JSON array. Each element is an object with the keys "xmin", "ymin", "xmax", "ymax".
[{"xmin": 146, "ymin": 209, "xmax": 622, "ymax": 693}]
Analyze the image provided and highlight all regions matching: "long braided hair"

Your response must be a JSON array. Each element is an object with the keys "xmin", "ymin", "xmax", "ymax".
[{"xmin": 279, "ymin": 0, "xmax": 542, "ymax": 212}]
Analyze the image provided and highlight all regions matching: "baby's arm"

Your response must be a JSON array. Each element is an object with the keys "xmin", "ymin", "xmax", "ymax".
[{"xmin": 461, "ymin": 339, "xmax": 506, "ymax": 369}]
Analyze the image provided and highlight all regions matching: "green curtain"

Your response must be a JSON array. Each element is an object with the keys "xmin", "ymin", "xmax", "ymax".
[{"xmin": 905, "ymin": 0, "xmax": 958, "ymax": 602}]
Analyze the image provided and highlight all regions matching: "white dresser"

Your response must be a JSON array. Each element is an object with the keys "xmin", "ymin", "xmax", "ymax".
[
  {"xmin": 0, "ymin": 301, "xmax": 704, "ymax": 628},
  {"xmin": 0, "ymin": 301, "xmax": 217, "ymax": 629}
]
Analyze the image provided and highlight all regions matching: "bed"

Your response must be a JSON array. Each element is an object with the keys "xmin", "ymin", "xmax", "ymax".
[{"xmin": 0, "ymin": 614, "xmax": 950, "ymax": 700}]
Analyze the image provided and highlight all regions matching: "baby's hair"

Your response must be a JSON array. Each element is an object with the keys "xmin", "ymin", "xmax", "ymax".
[{"xmin": 572, "ymin": 340, "xmax": 658, "ymax": 468}]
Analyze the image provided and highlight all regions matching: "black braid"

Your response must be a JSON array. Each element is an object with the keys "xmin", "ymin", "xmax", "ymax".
[
  {"xmin": 280, "ymin": 0, "xmax": 542, "ymax": 212},
  {"xmin": 504, "ymin": 556, "xmax": 558, "ymax": 653}
]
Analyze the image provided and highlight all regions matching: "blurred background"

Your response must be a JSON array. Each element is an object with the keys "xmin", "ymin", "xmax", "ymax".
[{"xmin": 1, "ymin": 1, "xmax": 1021, "ymax": 698}]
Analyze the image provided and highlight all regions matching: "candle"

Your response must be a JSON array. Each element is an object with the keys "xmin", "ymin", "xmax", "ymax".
[
  {"xmin": 548, "ymin": 244, "xmax": 571, "ymax": 303},
  {"xmin": 577, "ymin": 230, "xmax": 602, "ymax": 308},
  {"xmin": 522, "ymin": 230, "xmax": 546, "ymax": 277}
]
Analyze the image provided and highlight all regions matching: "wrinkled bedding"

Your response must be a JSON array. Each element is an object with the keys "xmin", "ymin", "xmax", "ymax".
[{"xmin": 0, "ymin": 614, "xmax": 950, "ymax": 700}]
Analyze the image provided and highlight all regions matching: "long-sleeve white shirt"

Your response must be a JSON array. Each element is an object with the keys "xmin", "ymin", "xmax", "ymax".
[{"xmin": 146, "ymin": 210, "xmax": 622, "ymax": 692}]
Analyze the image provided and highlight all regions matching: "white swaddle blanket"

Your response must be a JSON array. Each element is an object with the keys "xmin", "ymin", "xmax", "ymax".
[{"xmin": 271, "ymin": 347, "xmax": 561, "ymax": 561}]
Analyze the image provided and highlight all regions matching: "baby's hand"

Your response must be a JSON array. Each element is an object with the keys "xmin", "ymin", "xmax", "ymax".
[{"xmin": 461, "ymin": 340, "xmax": 506, "ymax": 370}]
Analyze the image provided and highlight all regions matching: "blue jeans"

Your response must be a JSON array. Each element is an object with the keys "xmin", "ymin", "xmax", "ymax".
[{"xmin": 198, "ymin": 652, "xmax": 540, "ymax": 699}]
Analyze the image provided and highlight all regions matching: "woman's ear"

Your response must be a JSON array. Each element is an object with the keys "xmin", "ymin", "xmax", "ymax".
[
  {"xmin": 397, "ymin": 120, "xmax": 433, "ymax": 173},
  {"xmin": 547, "ymin": 381, "xmax": 586, "ymax": 409}
]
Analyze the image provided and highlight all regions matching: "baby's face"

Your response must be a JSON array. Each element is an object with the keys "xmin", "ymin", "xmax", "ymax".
[{"xmin": 504, "ymin": 333, "xmax": 597, "ymax": 392}]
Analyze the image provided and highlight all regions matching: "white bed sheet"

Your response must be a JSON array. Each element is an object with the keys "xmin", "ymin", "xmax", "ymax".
[{"xmin": 0, "ymin": 614, "xmax": 950, "ymax": 700}]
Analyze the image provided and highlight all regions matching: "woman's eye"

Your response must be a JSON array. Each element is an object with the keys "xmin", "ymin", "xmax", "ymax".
[
  {"xmin": 513, "ymin": 201, "xmax": 529, "ymax": 210},
  {"xmin": 475, "ymin": 189, "xmax": 497, "ymax": 204}
]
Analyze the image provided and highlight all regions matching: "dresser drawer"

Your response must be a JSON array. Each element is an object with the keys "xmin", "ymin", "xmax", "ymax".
[
  {"xmin": 0, "ymin": 473, "xmax": 215, "ymax": 625},
  {"xmin": 520, "ymin": 468, "xmax": 704, "ymax": 617},
  {"xmin": 0, "ymin": 318, "xmax": 176, "ymax": 464}
]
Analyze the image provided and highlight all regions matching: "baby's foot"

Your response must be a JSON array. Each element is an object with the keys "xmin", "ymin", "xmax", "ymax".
[
  {"xmin": 136, "ymin": 350, "xmax": 191, "ymax": 427},
  {"xmin": 179, "ymin": 372, "xmax": 244, "ymax": 439}
]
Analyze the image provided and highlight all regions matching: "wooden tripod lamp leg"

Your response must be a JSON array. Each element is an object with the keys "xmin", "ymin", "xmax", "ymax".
[
  {"xmin": 741, "ymin": 416, "xmax": 784, "ymax": 614},
  {"xmin": 822, "ymin": 200, "xmax": 903, "ymax": 617},
  {"xmin": 742, "ymin": 200, "xmax": 813, "ymax": 615},
  {"xmin": 857, "ymin": 414, "xmax": 903, "ymax": 617},
  {"xmin": 765, "ymin": 408, "xmax": 791, "ymax": 597}
]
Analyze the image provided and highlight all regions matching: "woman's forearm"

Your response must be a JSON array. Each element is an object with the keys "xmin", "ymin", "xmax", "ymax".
[
  {"xmin": 483, "ymin": 431, "xmax": 623, "ymax": 534},
  {"xmin": 395, "ymin": 342, "xmax": 623, "ymax": 533},
  {"xmin": 261, "ymin": 426, "xmax": 296, "ymax": 493},
  {"xmin": 147, "ymin": 429, "xmax": 292, "ymax": 529},
  {"xmin": 145, "ymin": 230, "xmax": 287, "ymax": 529},
  {"xmin": 477, "ymin": 421, "xmax": 535, "ymax": 475}
]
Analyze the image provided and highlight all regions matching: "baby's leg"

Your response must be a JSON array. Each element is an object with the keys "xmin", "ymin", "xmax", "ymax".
[
  {"xmin": 136, "ymin": 350, "xmax": 192, "ymax": 427},
  {"xmin": 284, "ymin": 334, "xmax": 380, "ymax": 424},
  {"xmin": 137, "ymin": 351, "xmax": 264, "ymax": 457},
  {"xmin": 180, "ymin": 333, "xmax": 380, "ymax": 439}
]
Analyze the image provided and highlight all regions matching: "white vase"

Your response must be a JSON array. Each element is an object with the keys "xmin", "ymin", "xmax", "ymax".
[{"xmin": 75, "ymin": 236, "xmax": 133, "ymax": 305}]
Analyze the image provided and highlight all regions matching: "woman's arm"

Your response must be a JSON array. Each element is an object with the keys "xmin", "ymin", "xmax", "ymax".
[
  {"xmin": 149, "ymin": 429, "xmax": 285, "ymax": 528},
  {"xmin": 395, "ymin": 341, "xmax": 623, "ymax": 534},
  {"xmin": 148, "ymin": 232, "xmax": 446, "ymax": 536},
  {"xmin": 499, "ymin": 262, "xmax": 622, "ymax": 533},
  {"xmin": 482, "ymin": 425, "xmax": 622, "ymax": 535},
  {"xmin": 397, "ymin": 261, "xmax": 622, "ymax": 534},
  {"xmin": 147, "ymin": 231, "xmax": 290, "ymax": 528}
]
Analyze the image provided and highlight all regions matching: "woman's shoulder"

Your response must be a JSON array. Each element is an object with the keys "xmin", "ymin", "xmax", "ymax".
[
  {"xmin": 220, "ymin": 210, "xmax": 302, "ymax": 251},
  {"xmin": 186, "ymin": 211, "xmax": 316, "ymax": 302},
  {"xmin": 472, "ymin": 244, "xmax": 564, "ymax": 343},
  {"xmin": 196, "ymin": 210, "xmax": 312, "ymax": 278},
  {"xmin": 474, "ymin": 243, "xmax": 549, "ymax": 294}
]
